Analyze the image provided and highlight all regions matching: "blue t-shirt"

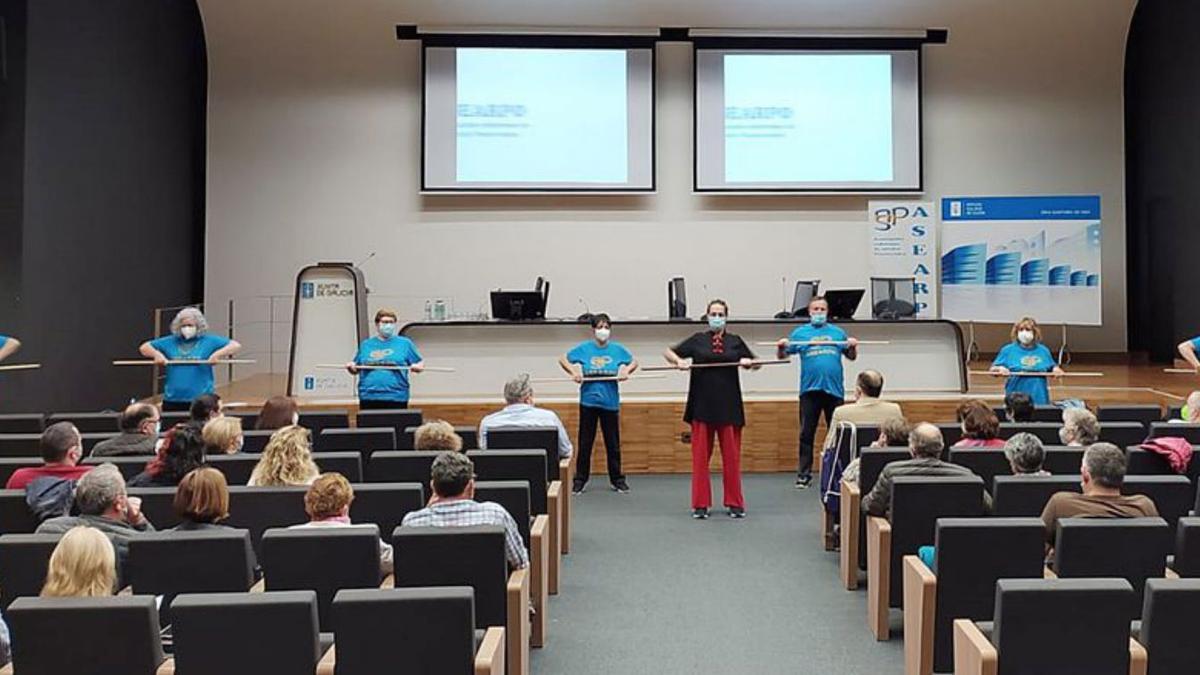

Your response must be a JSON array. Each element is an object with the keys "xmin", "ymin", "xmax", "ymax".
[
  {"xmin": 992, "ymin": 342, "xmax": 1056, "ymax": 405},
  {"xmin": 150, "ymin": 334, "xmax": 231, "ymax": 403},
  {"xmin": 1190, "ymin": 336, "xmax": 1200, "ymax": 351},
  {"xmin": 0, "ymin": 335, "xmax": 7, "ymax": 350},
  {"xmin": 567, "ymin": 340, "xmax": 634, "ymax": 411},
  {"xmin": 785, "ymin": 323, "xmax": 849, "ymax": 398},
  {"xmin": 354, "ymin": 336, "xmax": 422, "ymax": 402}
]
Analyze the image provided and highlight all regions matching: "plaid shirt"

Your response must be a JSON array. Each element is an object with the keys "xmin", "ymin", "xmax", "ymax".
[{"xmin": 401, "ymin": 499, "xmax": 530, "ymax": 569}]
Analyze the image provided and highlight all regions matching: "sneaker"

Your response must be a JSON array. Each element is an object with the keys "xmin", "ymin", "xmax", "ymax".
[
  {"xmin": 611, "ymin": 481, "xmax": 630, "ymax": 494},
  {"xmin": 794, "ymin": 475, "xmax": 813, "ymax": 490},
  {"xmin": 728, "ymin": 506, "xmax": 746, "ymax": 519},
  {"xmin": 572, "ymin": 482, "xmax": 586, "ymax": 495},
  {"xmin": 691, "ymin": 507, "xmax": 709, "ymax": 520}
]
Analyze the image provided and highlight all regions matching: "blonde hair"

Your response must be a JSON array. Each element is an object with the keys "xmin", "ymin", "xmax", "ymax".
[
  {"xmin": 413, "ymin": 420, "xmax": 463, "ymax": 452},
  {"xmin": 41, "ymin": 527, "xmax": 116, "ymax": 598},
  {"xmin": 1010, "ymin": 316, "xmax": 1043, "ymax": 343},
  {"xmin": 202, "ymin": 415, "xmax": 243, "ymax": 454},
  {"xmin": 249, "ymin": 425, "xmax": 319, "ymax": 487},
  {"xmin": 305, "ymin": 473, "xmax": 354, "ymax": 520}
]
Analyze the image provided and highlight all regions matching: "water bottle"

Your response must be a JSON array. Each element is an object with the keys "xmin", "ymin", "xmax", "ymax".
[
  {"xmin": 434, "ymin": 299, "xmax": 446, "ymax": 321},
  {"xmin": 423, "ymin": 300, "xmax": 432, "ymax": 322}
]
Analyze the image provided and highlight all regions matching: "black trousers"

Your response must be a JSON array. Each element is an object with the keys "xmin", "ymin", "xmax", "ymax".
[
  {"xmin": 798, "ymin": 390, "xmax": 842, "ymax": 477},
  {"xmin": 161, "ymin": 400, "xmax": 191, "ymax": 412},
  {"xmin": 576, "ymin": 405, "xmax": 624, "ymax": 486},
  {"xmin": 358, "ymin": 399, "xmax": 407, "ymax": 410}
]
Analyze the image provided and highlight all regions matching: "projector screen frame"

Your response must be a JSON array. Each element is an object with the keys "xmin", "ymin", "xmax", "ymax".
[
  {"xmin": 690, "ymin": 34, "xmax": 936, "ymax": 195},
  {"xmin": 419, "ymin": 33, "xmax": 659, "ymax": 194}
]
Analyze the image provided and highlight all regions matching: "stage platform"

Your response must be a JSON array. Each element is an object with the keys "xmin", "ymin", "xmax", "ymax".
[{"xmin": 215, "ymin": 358, "xmax": 1197, "ymax": 474}]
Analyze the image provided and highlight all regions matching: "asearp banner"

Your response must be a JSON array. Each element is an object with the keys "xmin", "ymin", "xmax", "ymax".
[{"xmin": 869, "ymin": 200, "xmax": 939, "ymax": 318}]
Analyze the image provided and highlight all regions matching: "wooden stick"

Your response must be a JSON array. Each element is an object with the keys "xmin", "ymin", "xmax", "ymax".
[
  {"xmin": 1164, "ymin": 368, "xmax": 1199, "ymax": 375},
  {"xmin": 755, "ymin": 340, "xmax": 891, "ymax": 346},
  {"xmin": 529, "ymin": 374, "xmax": 667, "ymax": 384},
  {"xmin": 0, "ymin": 363, "xmax": 40, "ymax": 372},
  {"xmin": 968, "ymin": 370, "xmax": 1104, "ymax": 378},
  {"xmin": 113, "ymin": 359, "xmax": 257, "ymax": 366},
  {"xmin": 314, "ymin": 364, "xmax": 456, "ymax": 373},
  {"xmin": 643, "ymin": 358, "xmax": 792, "ymax": 372}
]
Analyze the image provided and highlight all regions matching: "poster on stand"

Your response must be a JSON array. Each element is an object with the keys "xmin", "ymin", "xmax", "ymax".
[{"xmin": 869, "ymin": 200, "xmax": 938, "ymax": 318}]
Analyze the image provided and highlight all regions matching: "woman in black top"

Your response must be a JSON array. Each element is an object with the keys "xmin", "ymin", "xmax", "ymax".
[
  {"xmin": 664, "ymin": 299, "xmax": 758, "ymax": 519},
  {"xmin": 128, "ymin": 424, "xmax": 206, "ymax": 488}
]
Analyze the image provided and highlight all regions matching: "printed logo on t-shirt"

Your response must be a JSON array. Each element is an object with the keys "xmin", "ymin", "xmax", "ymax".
[
  {"xmin": 1020, "ymin": 355, "xmax": 1042, "ymax": 368},
  {"xmin": 588, "ymin": 355, "xmax": 613, "ymax": 371},
  {"xmin": 369, "ymin": 348, "xmax": 395, "ymax": 361}
]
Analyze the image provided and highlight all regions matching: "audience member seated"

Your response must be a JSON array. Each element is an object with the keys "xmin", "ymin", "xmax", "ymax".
[
  {"xmin": 954, "ymin": 400, "xmax": 1006, "ymax": 448},
  {"xmin": 40, "ymin": 526, "xmax": 117, "ymax": 597},
  {"xmin": 478, "ymin": 374, "xmax": 573, "ymax": 459},
  {"xmin": 36, "ymin": 464, "xmax": 154, "ymax": 583},
  {"xmin": 1059, "ymin": 407, "xmax": 1100, "ymax": 446},
  {"xmin": 1004, "ymin": 391, "xmax": 1035, "ymax": 422},
  {"xmin": 1040, "ymin": 442, "xmax": 1158, "ymax": 544},
  {"xmin": 413, "ymin": 419, "xmax": 464, "ymax": 452},
  {"xmin": 189, "ymin": 393, "xmax": 223, "ymax": 427},
  {"xmin": 202, "ymin": 415, "xmax": 243, "ymax": 455},
  {"xmin": 289, "ymin": 472, "xmax": 393, "ymax": 575},
  {"xmin": 401, "ymin": 452, "xmax": 529, "ymax": 569},
  {"xmin": 128, "ymin": 424, "xmax": 206, "ymax": 488},
  {"xmin": 170, "ymin": 467, "xmax": 234, "ymax": 531},
  {"xmin": 869, "ymin": 416, "xmax": 912, "ymax": 449},
  {"xmin": 862, "ymin": 423, "xmax": 990, "ymax": 517},
  {"xmin": 1004, "ymin": 432, "xmax": 1049, "ymax": 476},
  {"xmin": 91, "ymin": 403, "xmax": 160, "ymax": 457},
  {"xmin": 1168, "ymin": 390, "xmax": 1200, "ymax": 424},
  {"xmin": 255, "ymin": 395, "xmax": 299, "ymax": 431},
  {"xmin": 248, "ymin": 425, "xmax": 319, "ymax": 487},
  {"xmin": 825, "ymin": 370, "xmax": 903, "ymax": 430},
  {"xmin": 5, "ymin": 422, "xmax": 92, "ymax": 490}
]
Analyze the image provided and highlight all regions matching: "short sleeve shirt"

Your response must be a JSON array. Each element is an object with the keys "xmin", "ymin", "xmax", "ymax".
[
  {"xmin": 785, "ymin": 323, "xmax": 849, "ymax": 398},
  {"xmin": 149, "ymin": 334, "xmax": 231, "ymax": 403},
  {"xmin": 992, "ymin": 342, "xmax": 1055, "ymax": 405},
  {"xmin": 354, "ymin": 336, "xmax": 422, "ymax": 402},
  {"xmin": 566, "ymin": 340, "xmax": 634, "ymax": 411}
]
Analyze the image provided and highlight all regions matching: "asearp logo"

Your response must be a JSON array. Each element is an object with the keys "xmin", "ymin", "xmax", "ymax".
[
  {"xmin": 874, "ymin": 205, "xmax": 930, "ymax": 232},
  {"xmin": 301, "ymin": 282, "xmax": 314, "ymax": 299}
]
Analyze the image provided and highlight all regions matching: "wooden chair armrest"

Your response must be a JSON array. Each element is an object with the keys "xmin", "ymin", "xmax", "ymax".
[
  {"xmin": 903, "ymin": 555, "xmax": 937, "ymax": 675},
  {"xmin": 316, "ymin": 645, "xmax": 336, "ymax": 675},
  {"xmin": 380, "ymin": 574, "xmax": 395, "ymax": 589},
  {"xmin": 529, "ymin": 515, "xmax": 549, "ymax": 648},
  {"xmin": 1129, "ymin": 637, "xmax": 1147, "ymax": 675},
  {"xmin": 117, "ymin": 585, "xmax": 133, "ymax": 596},
  {"xmin": 953, "ymin": 619, "xmax": 998, "ymax": 675},
  {"xmin": 156, "ymin": 658, "xmax": 175, "ymax": 675},
  {"xmin": 475, "ymin": 626, "xmax": 507, "ymax": 675},
  {"xmin": 1166, "ymin": 567, "xmax": 1180, "ymax": 580},
  {"xmin": 840, "ymin": 478, "xmax": 862, "ymax": 590},
  {"xmin": 866, "ymin": 515, "xmax": 892, "ymax": 640},
  {"xmin": 547, "ymin": 481, "xmax": 562, "ymax": 596},
  {"xmin": 250, "ymin": 577, "xmax": 265, "ymax": 593},
  {"xmin": 559, "ymin": 458, "xmax": 572, "ymax": 555},
  {"xmin": 1043, "ymin": 566, "xmax": 1058, "ymax": 579},
  {"xmin": 506, "ymin": 568, "xmax": 531, "ymax": 675}
]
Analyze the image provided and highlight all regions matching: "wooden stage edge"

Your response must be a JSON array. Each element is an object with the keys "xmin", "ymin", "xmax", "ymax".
[{"xmin": 214, "ymin": 360, "xmax": 1200, "ymax": 475}]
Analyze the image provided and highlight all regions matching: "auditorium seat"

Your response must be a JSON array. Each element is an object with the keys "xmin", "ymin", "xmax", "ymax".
[
  {"xmin": 475, "ymin": 480, "xmax": 550, "ymax": 647},
  {"xmin": 866, "ymin": 475, "xmax": 987, "ymax": 640},
  {"xmin": 128, "ymin": 487, "xmax": 181, "ymax": 528},
  {"xmin": 1099, "ymin": 421, "xmax": 1152, "ymax": 447},
  {"xmin": 261, "ymin": 526, "xmax": 386, "ymax": 631},
  {"xmin": 934, "ymin": 423, "xmax": 963, "ymax": 447},
  {"xmin": 0, "ymin": 533, "xmax": 61, "ymax": 610},
  {"xmin": 1042, "ymin": 447, "xmax": 1086, "ymax": 474},
  {"xmin": 83, "ymin": 454, "xmax": 148, "ymax": 480},
  {"xmin": 991, "ymin": 475, "xmax": 1081, "ymax": 517},
  {"xmin": 1125, "ymin": 446, "xmax": 1181, "ymax": 476},
  {"xmin": 346, "ymin": 482, "xmax": 424, "ymax": 541},
  {"xmin": 225, "ymin": 486, "xmax": 309, "ymax": 557},
  {"xmin": 819, "ymin": 423, "xmax": 879, "ymax": 550},
  {"xmin": 0, "ymin": 414, "xmax": 44, "ymax": 434},
  {"xmin": 483, "ymin": 426, "xmax": 571, "ymax": 554},
  {"xmin": 206, "ymin": 452, "xmax": 263, "ymax": 483},
  {"xmin": 227, "ymin": 410, "xmax": 259, "ymax": 430},
  {"xmin": 5, "ymin": 595, "xmax": 166, "ymax": 674},
  {"xmin": 902, "ymin": 517, "xmax": 1045, "ymax": 675},
  {"xmin": 160, "ymin": 411, "xmax": 190, "ymax": 428},
  {"xmin": 81, "ymin": 432, "xmax": 120, "ymax": 454},
  {"xmin": 393, "ymin": 525, "xmax": 530, "ymax": 675},
  {"xmin": 356, "ymin": 408, "xmax": 422, "ymax": 447},
  {"xmin": 1149, "ymin": 421, "xmax": 1200, "ymax": 443},
  {"xmin": 127, "ymin": 529, "xmax": 256, "ymax": 626},
  {"xmin": 403, "ymin": 424, "xmax": 479, "ymax": 451},
  {"xmin": 0, "ymin": 433, "xmax": 118, "ymax": 457},
  {"xmin": 0, "ymin": 457, "xmax": 44, "ymax": 486},
  {"xmin": 48, "ymin": 411, "xmax": 120, "ymax": 433},
  {"xmin": 297, "ymin": 410, "xmax": 351, "ymax": 435},
  {"xmin": 997, "ymin": 422, "xmax": 1061, "ymax": 444},
  {"xmin": 312, "ymin": 450, "xmax": 363, "ymax": 482},
  {"xmin": 949, "ymin": 449, "xmax": 1010, "ymax": 494},
  {"xmin": 315, "ymin": 426, "xmax": 396, "ymax": 460},
  {"xmin": 952, "ymin": 578, "xmax": 1143, "ymax": 675},
  {"xmin": 1167, "ymin": 405, "xmax": 1184, "ymax": 421},
  {"xmin": 366, "ymin": 450, "xmax": 439, "ymax": 489},
  {"xmin": 1099, "ymin": 404, "xmax": 1164, "ymax": 427},
  {"xmin": 1136, "ymin": 578, "xmax": 1200, "ymax": 675},
  {"xmin": 1030, "ymin": 404, "xmax": 1064, "ymax": 422},
  {"xmin": 1174, "ymin": 517, "xmax": 1200, "ymax": 578},
  {"xmin": 241, "ymin": 429, "xmax": 275, "ymax": 453},
  {"xmin": 1122, "ymin": 475, "xmax": 1193, "ymax": 536},
  {"xmin": 324, "ymin": 587, "xmax": 504, "ymax": 675},
  {"xmin": 839, "ymin": 447, "xmax": 910, "ymax": 590},
  {"xmin": 0, "ymin": 489, "xmax": 44, "ymax": 535},
  {"xmin": 161, "ymin": 590, "xmax": 329, "ymax": 675},
  {"xmin": 1052, "ymin": 517, "xmax": 1171, "ymax": 609}
]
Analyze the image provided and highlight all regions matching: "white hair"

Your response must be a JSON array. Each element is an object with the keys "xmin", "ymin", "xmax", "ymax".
[
  {"xmin": 170, "ymin": 307, "xmax": 208, "ymax": 337},
  {"xmin": 503, "ymin": 374, "xmax": 533, "ymax": 405}
]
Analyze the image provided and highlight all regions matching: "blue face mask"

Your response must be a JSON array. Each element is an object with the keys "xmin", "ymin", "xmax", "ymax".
[
  {"xmin": 810, "ymin": 313, "xmax": 828, "ymax": 327},
  {"xmin": 708, "ymin": 315, "xmax": 726, "ymax": 331},
  {"xmin": 379, "ymin": 322, "xmax": 396, "ymax": 338}
]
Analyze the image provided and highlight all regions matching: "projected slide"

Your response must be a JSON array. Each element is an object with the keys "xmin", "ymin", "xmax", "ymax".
[
  {"xmin": 724, "ymin": 53, "xmax": 893, "ymax": 183},
  {"xmin": 455, "ymin": 48, "xmax": 628, "ymax": 184}
]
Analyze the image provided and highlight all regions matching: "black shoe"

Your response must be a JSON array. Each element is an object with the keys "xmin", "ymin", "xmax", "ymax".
[
  {"xmin": 795, "ymin": 475, "xmax": 813, "ymax": 490},
  {"xmin": 572, "ymin": 482, "xmax": 586, "ymax": 495},
  {"xmin": 691, "ymin": 507, "xmax": 709, "ymax": 519},
  {"xmin": 611, "ymin": 481, "xmax": 630, "ymax": 494},
  {"xmin": 728, "ymin": 506, "xmax": 746, "ymax": 519}
]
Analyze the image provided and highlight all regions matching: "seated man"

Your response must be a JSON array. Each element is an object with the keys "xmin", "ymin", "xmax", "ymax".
[
  {"xmin": 1004, "ymin": 432, "xmax": 1049, "ymax": 475},
  {"xmin": 1004, "ymin": 392, "xmax": 1035, "ymax": 422},
  {"xmin": 36, "ymin": 463, "xmax": 155, "ymax": 586},
  {"xmin": 1040, "ymin": 442, "xmax": 1158, "ymax": 543},
  {"xmin": 1059, "ymin": 407, "xmax": 1100, "ymax": 446},
  {"xmin": 401, "ymin": 452, "xmax": 529, "ymax": 570},
  {"xmin": 5, "ymin": 422, "xmax": 92, "ymax": 489},
  {"xmin": 91, "ymin": 403, "xmax": 160, "ymax": 457},
  {"xmin": 414, "ymin": 419, "xmax": 464, "ymax": 452},
  {"xmin": 189, "ymin": 393, "xmax": 223, "ymax": 427},
  {"xmin": 290, "ymin": 472, "xmax": 393, "ymax": 575},
  {"xmin": 478, "ymin": 374, "xmax": 573, "ymax": 460},
  {"xmin": 862, "ymin": 422, "xmax": 991, "ymax": 517},
  {"xmin": 823, "ymin": 370, "xmax": 903, "ymax": 449}
]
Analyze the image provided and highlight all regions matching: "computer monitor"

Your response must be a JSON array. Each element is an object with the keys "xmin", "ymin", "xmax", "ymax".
[
  {"xmin": 791, "ymin": 280, "xmax": 820, "ymax": 317},
  {"xmin": 822, "ymin": 289, "xmax": 865, "ymax": 320},
  {"xmin": 667, "ymin": 277, "xmax": 687, "ymax": 320},
  {"xmin": 490, "ymin": 290, "xmax": 546, "ymax": 321}
]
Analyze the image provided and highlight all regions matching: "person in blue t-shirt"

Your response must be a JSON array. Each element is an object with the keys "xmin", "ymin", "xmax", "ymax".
[
  {"xmin": 345, "ymin": 309, "xmax": 424, "ymax": 410},
  {"xmin": 0, "ymin": 335, "xmax": 21, "ymax": 363},
  {"xmin": 989, "ymin": 316, "xmax": 1063, "ymax": 406},
  {"xmin": 776, "ymin": 296, "xmax": 858, "ymax": 489},
  {"xmin": 140, "ymin": 307, "xmax": 242, "ymax": 412},
  {"xmin": 1176, "ymin": 334, "xmax": 1200, "ymax": 373},
  {"xmin": 558, "ymin": 313, "xmax": 638, "ymax": 494}
]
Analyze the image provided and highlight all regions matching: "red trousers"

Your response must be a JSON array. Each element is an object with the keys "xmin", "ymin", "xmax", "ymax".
[{"xmin": 690, "ymin": 421, "xmax": 745, "ymax": 509}]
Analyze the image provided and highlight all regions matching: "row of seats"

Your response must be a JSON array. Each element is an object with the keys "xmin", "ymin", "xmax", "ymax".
[{"xmin": 0, "ymin": 409, "xmax": 426, "ymax": 437}]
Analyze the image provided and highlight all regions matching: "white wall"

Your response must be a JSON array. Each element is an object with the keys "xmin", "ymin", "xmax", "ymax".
[{"xmin": 198, "ymin": 0, "xmax": 1136, "ymax": 372}]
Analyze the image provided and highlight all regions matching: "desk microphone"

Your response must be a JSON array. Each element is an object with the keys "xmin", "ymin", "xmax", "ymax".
[
  {"xmin": 576, "ymin": 297, "xmax": 592, "ymax": 322},
  {"xmin": 775, "ymin": 275, "xmax": 794, "ymax": 319},
  {"xmin": 356, "ymin": 251, "xmax": 377, "ymax": 268}
]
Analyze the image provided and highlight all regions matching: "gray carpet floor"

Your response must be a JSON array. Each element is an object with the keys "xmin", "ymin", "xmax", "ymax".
[{"xmin": 531, "ymin": 474, "xmax": 905, "ymax": 674}]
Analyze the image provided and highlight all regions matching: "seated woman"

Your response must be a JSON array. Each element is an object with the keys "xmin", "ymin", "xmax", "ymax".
[
  {"xmin": 202, "ymin": 416, "xmax": 243, "ymax": 455},
  {"xmin": 413, "ymin": 419, "xmax": 464, "ymax": 452},
  {"xmin": 290, "ymin": 472, "xmax": 393, "ymax": 576},
  {"xmin": 128, "ymin": 424, "xmax": 206, "ymax": 487},
  {"xmin": 171, "ymin": 467, "xmax": 233, "ymax": 531},
  {"xmin": 869, "ymin": 416, "xmax": 912, "ymax": 448},
  {"xmin": 247, "ymin": 425, "xmax": 320, "ymax": 487},
  {"xmin": 255, "ymin": 395, "xmax": 299, "ymax": 431},
  {"xmin": 953, "ymin": 400, "xmax": 1006, "ymax": 448},
  {"xmin": 41, "ymin": 526, "xmax": 116, "ymax": 597},
  {"xmin": 1003, "ymin": 432, "xmax": 1049, "ymax": 475},
  {"xmin": 1060, "ymin": 407, "xmax": 1100, "ymax": 446}
]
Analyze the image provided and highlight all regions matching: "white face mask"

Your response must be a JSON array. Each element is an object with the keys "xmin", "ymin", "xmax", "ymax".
[
  {"xmin": 1017, "ymin": 330, "xmax": 1035, "ymax": 345},
  {"xmin": 180, "ymin": 325, "xmax": 198, "ymax": 340},
  {"xmin": 594, "ymin": 328, "xmax": 611, "ymax": 342}
]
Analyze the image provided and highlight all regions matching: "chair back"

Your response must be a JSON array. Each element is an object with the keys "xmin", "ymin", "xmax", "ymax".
[
  {"xmin": 7, "ymin": 595, "xmax": 165, "ymax": 674},
  {"xmin": 484, "ymin": 427, "xmax": 560, "ymax": 481},
  {"xmin": 312, "ymin": 450, "xmax": 364, "ymax": 482},
  {"xmin": 0, "ymin": 489, "xmax": 42, "ymax": 535},
  {"xmin": 82, "ymin": 455, "xmax": 147, "ymax": 480},
  {"xmin": 261, "ymin": 526, "xmax": 384, "ymax": 631},
  {"xmin": 1150, "ymin": 422, "xmax": 1200, "ymax": 443},
  {"xmin": 171, "ymin": 590, "xmax": 322, "ymax": 675},
  {"xmin": 356, "ymin": 409, "xmax": 423, "ymax": 448},
  {"xmin": 886, "ymin": 476, "xmax": 986, "ymax": 606},
  {"xmin": 1122, "ymin": 475, "xmax": 1193, "ymax": 536},
  {"xmin": 392, "ymin": 525, "xmax": 509, "ymax": 629},
  {"xmin": 468, "ymin": 450, "xmax": 549, "ymax": 514},
  {"xmin": 949, "ymin": 449, "xmax": 1010, "ymax": 494},
  {"xmin": 1098, "ymin": 405, "xmax": 1163, "ymax": 426},
  {"xmin": 1140, "ymin": 578, "xmax": 1200, "ymax": 675},
  {"xmin": 332, "ymin": 587, "xmax": 479, "ymax": 675},
  {"xmin": 1175, "ymin": 516, "xmax": 1200, "ymax": 578},
  {"xmin": 347, "ymin": 482, "xmax": 425, "ymax": 539},
  {"xmin": 226, "ymin": 486, "xmax": 309, "ymax": 557},
  {"xmin": 127, "ymin": 529, "xmax": 256, "ymax": 625},
  {"xmin": 991, "ymin": 475, "xmax": 1080, "ymax": 516},
  {"xmin": 297, "ymin": 410, "xmax": 351, "ymax": 436},
  {"xmin": 128, "ymin": 487, "xmax": 183, "ymax": 529},
  {"xmin": 205, "ymin": 453, "xmax": 263, "ymax": 484},
  {"xmin": 0, "ymin": 414, "xmax": 44, "ymax": 434},
  {"xmin": 315, "ymin": 427, "xmax": 396, "ymax": 460},
  {"xmin": 1052, "ymin": 517, "xmax": 1170, "ymax": 609},
  {"xmin": 367, "ymin": 450, "xmax": 439, "ymax": 490},
  {"xmin": 0, "ymin": 533, "xmax": 62, "ymax": 610},
  {"xmin": 241, "ymin": 429, "xmax": 275, "ymax": 453},
  {"xmin": 474, "ymin": 480, "xmax": 532, "ymax": 546},
  {"xmin": 48, "ymin": 411, "xmax": 120, "ymax": 433}
]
